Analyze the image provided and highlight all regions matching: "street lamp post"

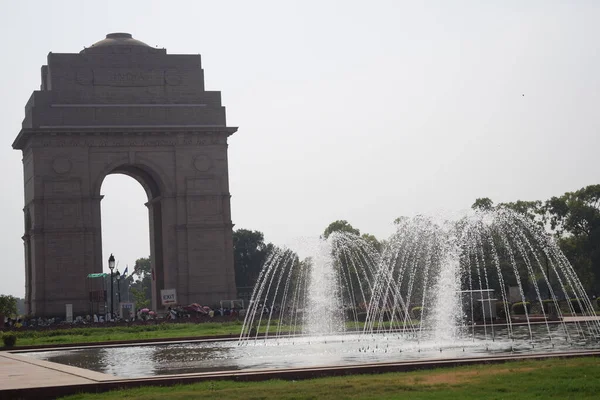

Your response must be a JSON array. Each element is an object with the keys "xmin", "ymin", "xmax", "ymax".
[
  {"xmin": 116, "ymin": 269, "xmax": 121, "ymax": 317},
  {"xmin": 108, "ymin": 254, "xmax": 115, "ymax": 320}
]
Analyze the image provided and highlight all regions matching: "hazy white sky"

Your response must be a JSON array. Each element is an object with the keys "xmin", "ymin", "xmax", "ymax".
[{"xmin": 1, "ymin": 1, "xmax": 599, "ymax": 297}]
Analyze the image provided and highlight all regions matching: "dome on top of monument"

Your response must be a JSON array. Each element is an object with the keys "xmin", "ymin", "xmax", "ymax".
[{"xmin": 88, "ymin": 33, "xmax": 151, "ymax": 48}]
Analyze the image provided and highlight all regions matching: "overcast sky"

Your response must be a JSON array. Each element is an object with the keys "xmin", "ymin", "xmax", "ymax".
[{"xmin": 1, "ymin": 1, "xmax": 598, "ymax": 297}]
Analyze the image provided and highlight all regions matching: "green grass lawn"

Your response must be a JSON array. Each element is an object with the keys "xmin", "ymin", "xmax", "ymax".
[
  {"xmin": 2, "ymin": 321, "xmax": 247, "ymax": 347},
  {"xmin": 2, "ymin": 319, "xmax": 414, "ymax": 347},
  {"xmin": 59, "ymin": 357, "xmax": 600, "ymax": 400}
]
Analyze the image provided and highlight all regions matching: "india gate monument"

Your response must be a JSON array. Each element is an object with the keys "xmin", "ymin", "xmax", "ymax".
[{"xmin": 12, "ymin": 33, "xmax": 238, "ymax": 317}]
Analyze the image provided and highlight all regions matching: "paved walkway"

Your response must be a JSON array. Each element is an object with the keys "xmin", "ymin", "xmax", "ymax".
[{"xmin": 0, "ymin": 352, "xmax": 112, "ymax": 390}]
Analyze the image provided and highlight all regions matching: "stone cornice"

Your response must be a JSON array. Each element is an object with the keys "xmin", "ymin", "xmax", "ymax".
[
  {"xmin": 13, "ymin": 126, "xmax": 238, "ymax": 150},
  {"xmin": 176, "ymin": 222, "xmax": 234, "ymax": 231}
]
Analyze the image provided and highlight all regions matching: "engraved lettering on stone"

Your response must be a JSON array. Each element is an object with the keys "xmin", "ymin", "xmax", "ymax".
[
  {"xmin": 143, "ymin": 139, "xmax": 176, "ymax": 146},
  {"xmin": 43, "ymin": 181, "xmax": 81, "ymax": 197},
  {"xmin": 187, "ymin": 178, "xmax": 218, "ymax": 195},
  {"xmin": 92, "ymin": 69, "xmax": 165, "ymax": 87}
]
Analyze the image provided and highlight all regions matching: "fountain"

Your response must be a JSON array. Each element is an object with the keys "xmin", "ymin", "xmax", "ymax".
[
  {"xmin": 235, "ymin": 208, "xmax": 600, "ymax": 361},
  {"xmin": 25, "ymin": 209, "xmax": 600, "ymax": 378},
  {"xmin": 239, "ymin": 233, "xmax": 379, "ymax": 341},
  {"xmin": 362, "ymin": 210, "xmax": 600, "ymax": 349}
]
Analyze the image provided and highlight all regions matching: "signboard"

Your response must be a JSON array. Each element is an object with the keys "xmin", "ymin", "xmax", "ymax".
[
  {"xmin": 508, "ymin": 286, "xmax": 521, "ymax": 303},
  {"xmin": 65, "ymin": 304, "xmax": 73, "ymax": 323},
  {"xmin": 160, "ymin": 289, "xmax": 177, "ymax": 306},
  {"xmin": 120, "ymin": 302, "xmax": 135, "ymax": 320},
  {"xmin": 87, "ymin": 273, "xmax": 108, "ymax": 278}
]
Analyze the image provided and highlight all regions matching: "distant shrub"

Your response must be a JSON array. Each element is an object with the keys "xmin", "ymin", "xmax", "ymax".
[
  {"xmin": 2, "ymin": 333, "xmax": 16, "ymax": 348},
  {"xmin": 511, "ymin": 302, "xmax": 531, "ymax": 315},
  {"xmin": 495, "ymin": 302, "xmax": 511, "ymax": 319},
  {"xmin": 597, "ymin": 297, "xmax": 600, "ymax": 309},
  {"xmin": 542, "ymin": 299, "xmax": 557, "ymax": 314},
  {"xmin": 570, "ymin": 299, "xmax": 583, "ymax": 314},
  {"xmin": 411, "ymin": 306, "xmax": 424, "ymax": 320},
  {"xmin": 345, "ymin": 308, "xmax": 359, "ymax": 320},
  {"xmin": 356, "ymin": 312, "xmax": 368, "ymax": 322}
]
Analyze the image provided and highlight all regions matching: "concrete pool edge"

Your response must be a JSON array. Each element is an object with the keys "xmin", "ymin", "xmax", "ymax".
[{"xmin": 2, "ymin": 349, "xmax": 599, "ymax": 400}]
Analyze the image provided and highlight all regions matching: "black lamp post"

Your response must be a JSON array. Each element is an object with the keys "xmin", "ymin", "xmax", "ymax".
[
  {"xmin": 116, "ymin": 269, "xmax": 121, "ymax": 316},
  {"xmin": 108, "ymin": 254, "xmax": 115, "ymax": 320}
]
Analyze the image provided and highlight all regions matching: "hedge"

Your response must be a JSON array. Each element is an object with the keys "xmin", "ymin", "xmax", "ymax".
[
  {"xmin": 411, "ymin": 306, "xmax": 424, "ymax": 319},
  {"xmin": 511, "ymin": 301, "xmax": 531, "ymax": 315},
  {"xmin": 495, "ymin": 302, "xmax": 511, "ymax": 319}
]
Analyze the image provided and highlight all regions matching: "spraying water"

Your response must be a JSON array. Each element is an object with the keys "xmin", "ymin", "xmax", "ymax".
[{"xmin": 240, "ymin": 209, "xmax": 600, "ymax": 349}]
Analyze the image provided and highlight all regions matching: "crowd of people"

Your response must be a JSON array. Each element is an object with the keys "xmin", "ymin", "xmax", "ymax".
[{"xmin": 1, "ymin": 305, "xmax": 248, "ymax": 330}]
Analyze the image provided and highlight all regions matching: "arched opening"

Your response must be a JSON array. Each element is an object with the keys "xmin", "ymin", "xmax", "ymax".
[{"xmin": 99, "ymin": 165, "xmax": 165, "ymax": 313}]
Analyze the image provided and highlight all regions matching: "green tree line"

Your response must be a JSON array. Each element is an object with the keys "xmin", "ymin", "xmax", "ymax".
[{"xmin": 472, "ymin": 184, "xmax": 600, "ymax": 294}]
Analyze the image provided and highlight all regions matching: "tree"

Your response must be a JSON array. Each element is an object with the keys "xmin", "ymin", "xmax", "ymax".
[
  {"xmin": 323, "ymin": 220, "xmax": 360, "ymax": 239},
  {"xmin": 15, "ymin": 298, "xmax": 25, "ymax": 315},
  {"xmin": 129, "ymin": 257, "xmax": 152, "ymax": 308},
  {"xmin": 321, "ymin": 221, "xmax": 379, "ymax": 307},
  {"xmin": 544, "ymin": 185, "xmax": 600, "ymax": 292},
  {"xmin": 361, "ymin": 233, "xmax": 382, "ymax": 252},
  {"xmin": 0, "ymin": 295, "xmax": 18, "ymax": 317},
  {"xmin": 544, "ymin": 185, "xmax": 600, "ymax": 237},
  {"xmin": 233, "ymin": 229, "xmax": 273, "ymax": 290},
  {"xmin": 393, "ymin": 216, "xmax": 409, "ymax": 225},
  {"xmin": 472, "ymin": 197, "xmax": 494, "ymax": 211},
  {"xmin": 133, "ymin": 257, "xmax": 151, "ymax": 280},
  {"xmin": 130, "ymin": 287, "xmax": 150, "ymax": 309},
  {"xmin": 471, "ymin": 184, "xmax": 600, "ymax": 294},
  {"xmin": 497, "ymin": 200, "xmax": 544, "ymax": 226}
]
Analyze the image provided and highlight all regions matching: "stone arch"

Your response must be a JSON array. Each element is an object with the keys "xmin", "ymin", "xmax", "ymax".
[
  {"xmin": 95, "ymin": 162, "xmax": 167, "ymax": 201},
  {"xmin": 13, "ymin": 32, "xmax": 239, "ymax": 316},
  {"xmin": 97, "ymin": 163, "xmax": 167, "ymax": 310},
  {"xmin": 92, "ymin": 156, "xmax": 174, "ymax": 201}
]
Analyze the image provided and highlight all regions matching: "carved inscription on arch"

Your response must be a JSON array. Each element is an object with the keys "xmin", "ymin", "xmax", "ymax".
[
  {"xmin": 94, "ymin": 69, "xmax": 165, "ymax": 87},
  {"xmin": 33, "ymin": 134, "xmax": 228, "ymax": 148},
  {"xmin": 186, "ymin": 178, "xmax": 219, "ymax": 195},
  {"xmin": 43, "ymin": 180, "xmax": 81, "ymax": 198},
  {"xmin": 37, "ymin": 138, "xmax": 179, "ymax": 147},
  {"xmin": 75, "ymin": 69, "xmax": 183, "ymax": 87}
]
